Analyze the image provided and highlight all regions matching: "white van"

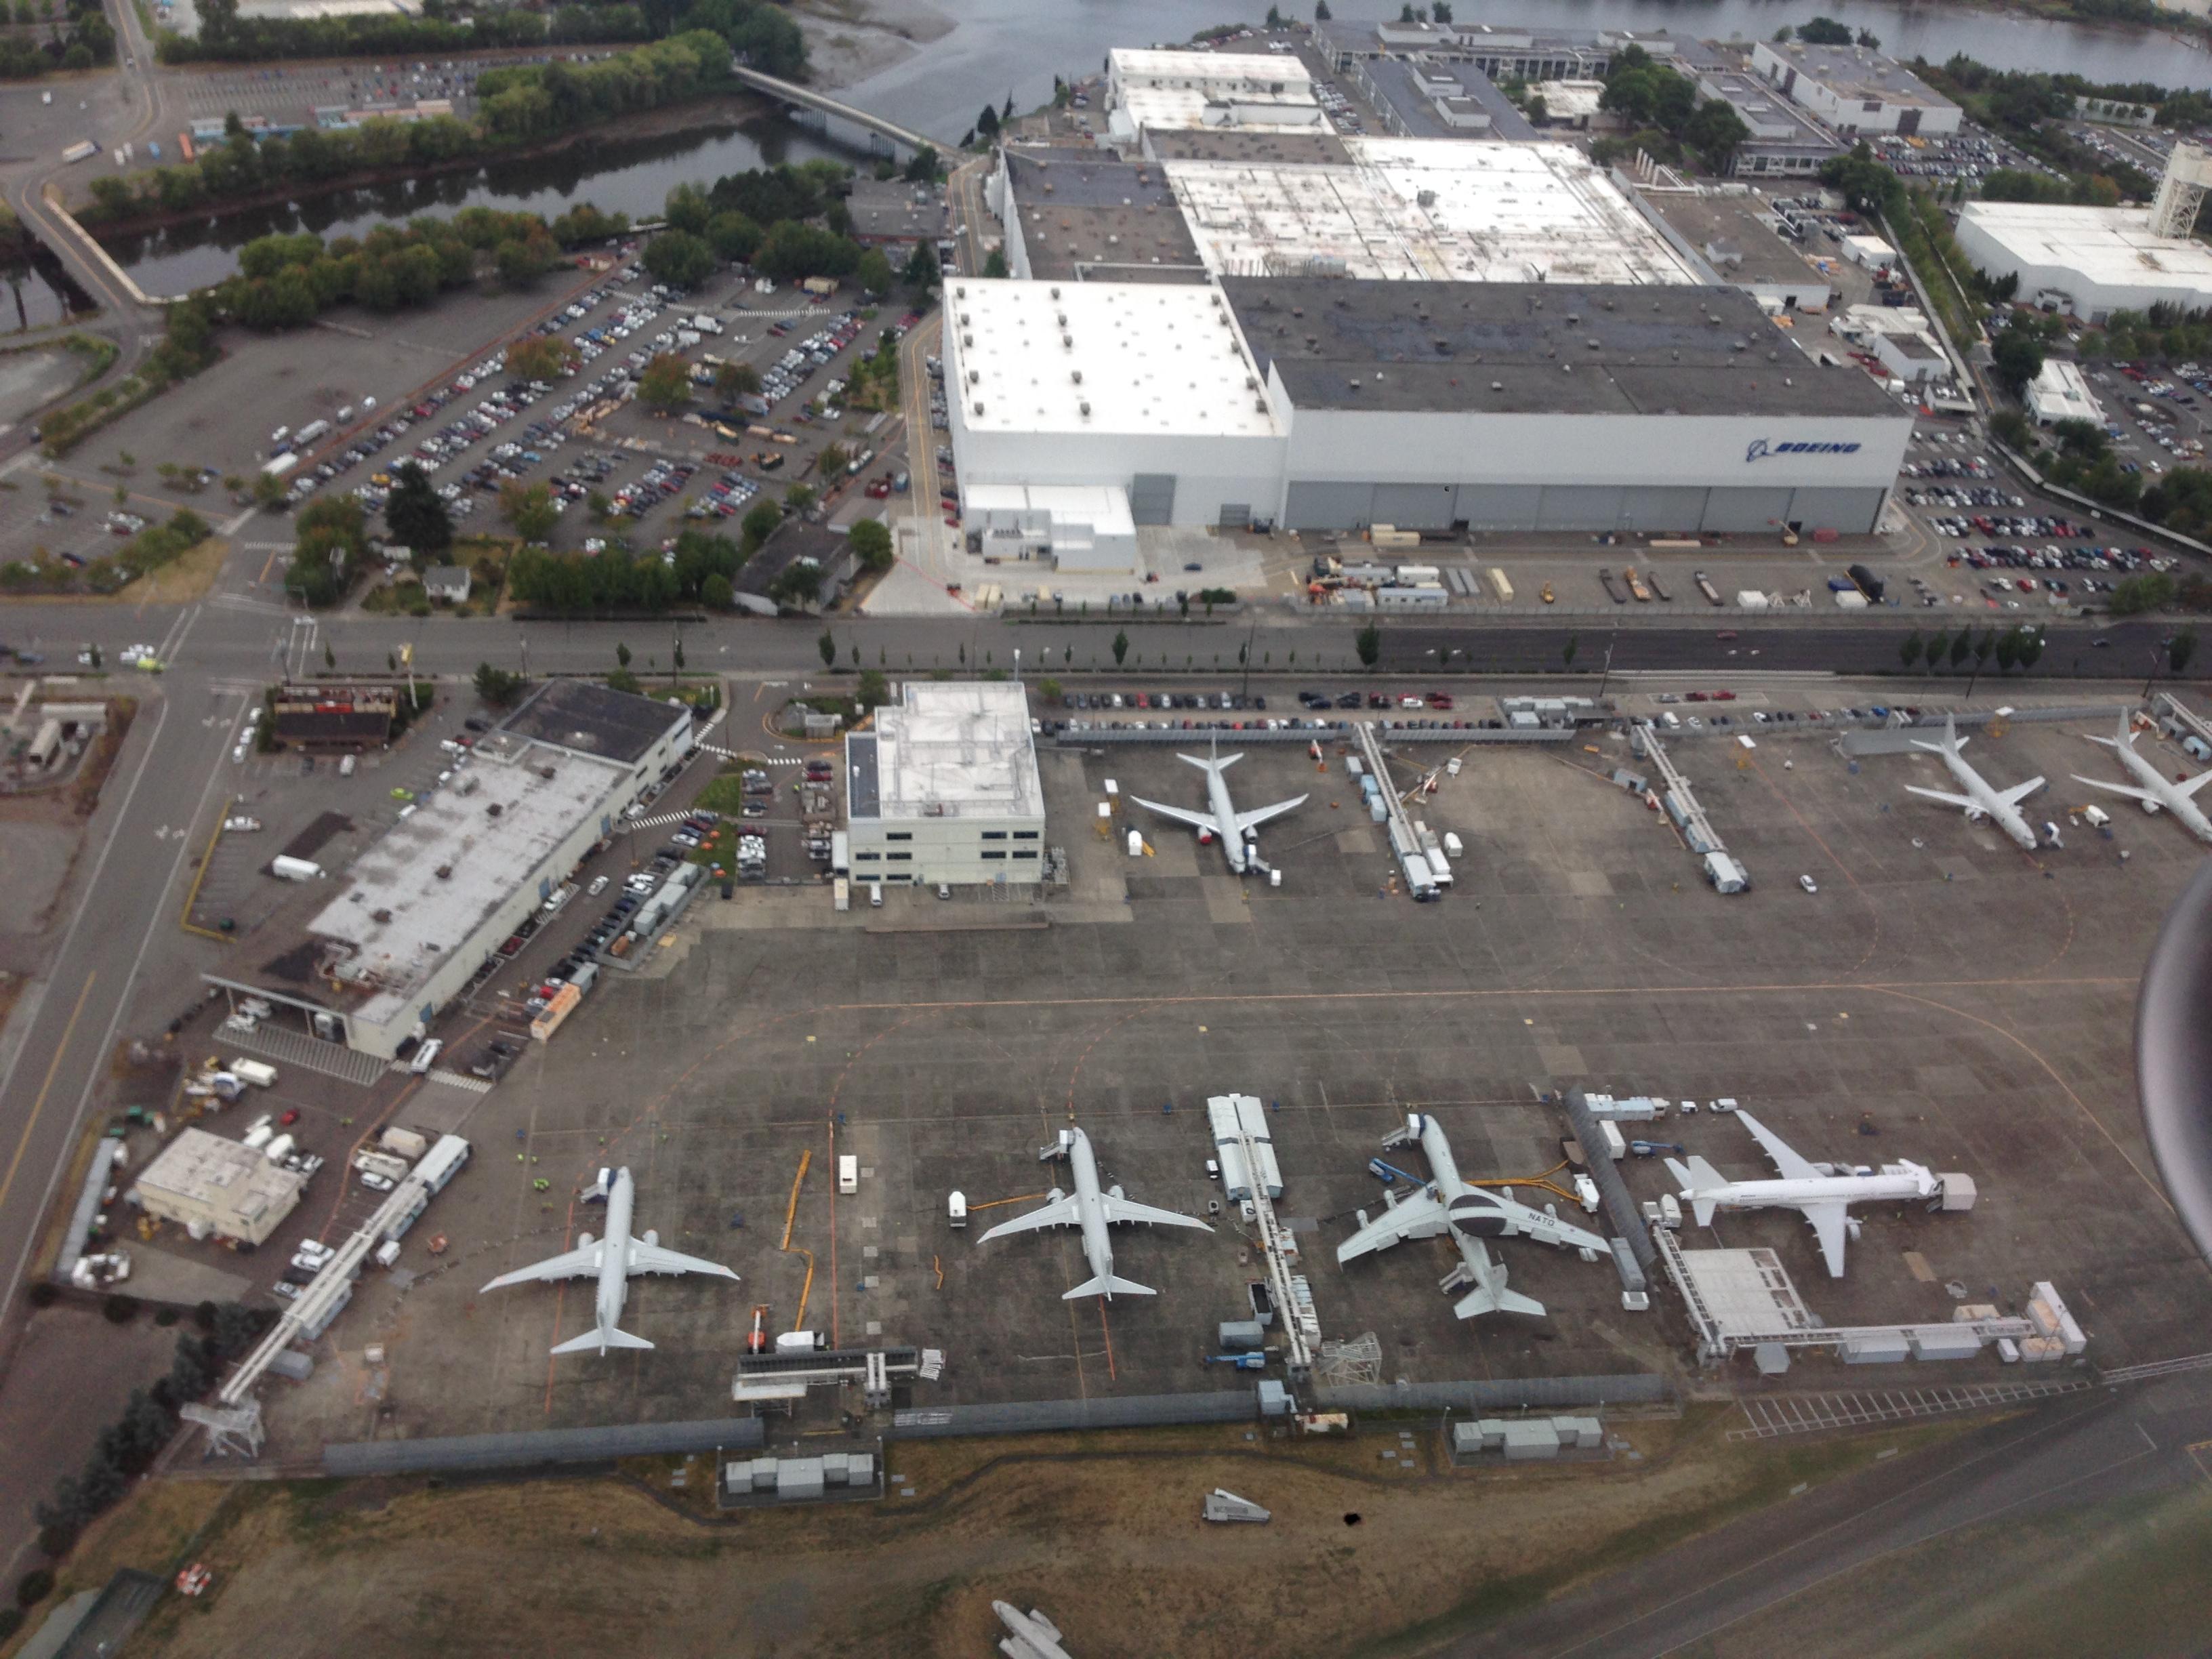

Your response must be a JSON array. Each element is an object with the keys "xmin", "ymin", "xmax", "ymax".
[
  {"xmin": 339, "ymin": 754, "xmax": 356, "ymax": 777},
  {"xmin": 409, "ymin": 1038, "xmax": 443, "ymax": 1075},
  {"xmin": 869, "ymin": 882, "xmax": 883, "ymax": 908}
]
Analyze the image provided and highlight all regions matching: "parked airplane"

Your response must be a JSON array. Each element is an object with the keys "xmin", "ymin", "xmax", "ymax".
[
  {"xmin": 1337, "ymin": 1113, "xmax": 1609, "ymax": 1319},
  {"xmin": 1130, "ymin": 734, "xmax": 1306, "ymax": 875},
  {"xmin": 2071, "ymin": 711, "xmax": 2212, "ymax": 844},
  {"xmin": 977, "ymin": 1126, "xmax": 1210, "ymax": 1300},
  {"xmin": 479, "ymin": 1167, "xmax": 739, "ymax": 1355},
  {"xmin": 996, "ymin": 1601, "xmax": 1076, "ymax": 1659},
  {"xmin": 1904, "ymin": 713, "xmax": 2045, "ymax": 850},
  {"xmin": 1664, "ymin": 1113, "xmax": 1951, "ymax": 1278}
]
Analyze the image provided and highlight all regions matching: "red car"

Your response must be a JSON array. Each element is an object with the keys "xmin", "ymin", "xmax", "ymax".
[
  {"xmin": 1685, "ymin": 691, "xmax": 1709, "ymax": 703},
  {"xmin": 278, "ymin": 1109, "xmax": 300, "ymax": 1126},
  {"xmin": 1426, "ymin": 691, "xmax": 1454, "ymax": 709},
  {"xmin": 1713, "ymin": 690, "xmax": 1737, "ymax": 702}
]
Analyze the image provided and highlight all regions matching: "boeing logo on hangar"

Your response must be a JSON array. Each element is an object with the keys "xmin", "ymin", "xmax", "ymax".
[{"xmin": 1745, "ymin": 438, "xmax": 1863, "ymax": 464}]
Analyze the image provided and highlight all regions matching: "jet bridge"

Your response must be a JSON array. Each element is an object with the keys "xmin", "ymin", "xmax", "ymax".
[
  {"xmin": 1209, "ymin": 1093, "xmax": 1318, "ymax": 1378},
  {"xmin": 1354, "ymin": 722, "xmax": 1439, "ymax": 899},
  {"xmin": 1637, "ymin": 726, "xmax": 1748, "ymax": 894}
]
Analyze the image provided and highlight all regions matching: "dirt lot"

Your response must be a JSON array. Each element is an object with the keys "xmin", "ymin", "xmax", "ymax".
[{"xmin": 12, "ymin": 1408, "xmax": 1980, "ymax": 1659}]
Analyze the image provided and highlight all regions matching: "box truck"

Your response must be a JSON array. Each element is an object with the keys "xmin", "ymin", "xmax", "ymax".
[
  {"xmin": 228, "ymin": 1059, "xmax": 278, "ymax": 1089},
  {"xmin": 270, "ymin": 855, "xmax": 324, "ymax": 882},
  {"xmin": 838, "ymin": 1154, "xmax": 858, "ymax": 1195}
]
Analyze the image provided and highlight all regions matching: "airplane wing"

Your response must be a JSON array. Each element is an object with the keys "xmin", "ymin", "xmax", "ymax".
[
  {"xmin": 1100, "ymin": 1193, "xmax": 1212, "ymax": 1231},
  {"xmin": 1231, "ymin": 794, "xmax": 1308, "ymax": 838},
  {"xmin": 1336, "ymin": 1191, "xmax": 1450, "ymax": 1264},
  {"xmin": 1738, "ymin": 1113, "xmax": 1823, "ymax": 1181},
  {"xmin": 2070, "ymin": 773, "xmax": 2159, "ymax": 805},
  {"xmin": 1903, "ymin": 785, "xmax": 1979, "ymax": 810},
  {"xmin": 481, "ymin": 1242, "xmax": 600, "ymax": 1291},
  {"xmin": 1797, "ymin": 1199, "xmax": 1851, "ymax": 1277},
  {"xmin": 1130, "ymin": 796, "xmax": 1221, "ymax": 838},
  {"xmin": 1997, "ymin": 776, "xmax": 2045, "ymax": 807},
  {"xmin": 626, "ymin": 1242, "xmax": 740, "ymax": 1280},
  {"xmin": 2178, "ymin": 771, "xmax": 2212, "ymax": 800},
  {"xmin": 977, "ymin": 1195, "xmax": 1082, "ymax": 1244}
]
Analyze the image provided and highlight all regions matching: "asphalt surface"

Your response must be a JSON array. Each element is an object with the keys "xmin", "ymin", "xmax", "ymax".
[{"xmin": 1446, "ymin": 1367, "xmax": 2212, "ymax": 1658}]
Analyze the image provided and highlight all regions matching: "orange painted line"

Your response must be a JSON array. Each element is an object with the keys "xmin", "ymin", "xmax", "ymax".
[{"xmin": 1097, "ymin": 1300, "xmax": 1116, "ymax": 1384}]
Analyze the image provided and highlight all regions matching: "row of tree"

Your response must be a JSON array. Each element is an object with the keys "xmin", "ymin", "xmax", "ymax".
[
  {"xmin": 91, "ymin": 31, "xmax": 732, "ymax": 224},
  {"xmin": 1590, "ymin": 45, "xmax": 1750, "ymax": 174},
  {"xmin": 506, "ymin": 527, "xmax": 757, "ymax": 611},
  {"xmin": 0, "ymin": 0, "xmax": 112, "ymax": 77}
]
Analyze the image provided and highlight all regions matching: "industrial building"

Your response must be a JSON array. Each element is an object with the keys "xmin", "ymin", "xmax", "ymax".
[
  {"xmin": 842, "ymin": 177, "xmax": 949, "ymax": 250},
  {"xmin": 1675, "ymin": 41, "xmax": 1844, "ymax": 179},
  {"xmin": 1106, "ymin": 47, "xmax": 1328, "ymax": 150},
  {"xmin": 844, "ymin": 681, "xmax": 1046, "ymax": 886},
  {"xmin": 1347, "ymin": 55, "xmax": 1537, "ymax": 142},
  {"xmin": 1954, "ymin": 151, "xmax": 2212, "ymax": 323},
  {"xmin": 990, "ymin": 149, "xmax": 1208, "ymax": 284},
  {"xmin": 1638, "ymin": 186, "xmax": 1837, "ymax": 313},
  {"xmin": 205, "ymin": 681, "xmax": 693, "ymax": 1059},
  {"xmin": 1163, "ymin": 138, "xmax": 1697, "ymax": 286},
  {"xmin": 1317, "ymin": 17, "xmax": 1680, "ymax": 85},
  {"xmin": 941, "ymin": 274, "xmax": 1912, "ymax": 537},
  {"xmin": 1828, "ymin": 303, "xmax": 1951, "ymax": 387},
  {"xmin": 131, "ymin": 1128, "xmax": 305, "ymax": 1246},
  {"xmin": 1750, "ymin": 41, "xmax": 1961, "ymax": 138},
  {"xmin": 2028, "ymin": 358, "xmax": 2105, "ymax": 428}
]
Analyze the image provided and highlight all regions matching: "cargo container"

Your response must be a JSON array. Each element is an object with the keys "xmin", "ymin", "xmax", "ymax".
[
  {"xmin": 262, "ymin": 1132, "xmax": 296, "ymax": 1165},
  {"xmin": 777, "ymin": 1330, "xmax": 829, "ymax": 1351},
  {"xmin": 531, "ymin": 981, "xmax": 581, "ymax": 1042},
  {"xmin": 228, "ymin": 1059, "xmax": 278, "ymax": 1089},
  {"xmin": 354, "ymin": 1149, "xmax": 410, "ymax": 1183},
  {"xmin": 61, "ymin": 140, "xmax": 98, "ymax": 163},
  {"xmin": 293, "ymin": 418, "xmax": 330, "ymax": 447},
  {"xmin": 380, "ymin": 1127, "xmax": 429, "ymax": 1161},
  {"xmin": 1694, "ymin": 571, "xmax": 1722, "ymax": 605},
  {"xmin": 1485, "ymin": 567, "xmax": 1513, "ymax": 602},
  {"xmin": 838, "ymin": 1154, "xmax": 858, "ymax": 1195},
  {"xmin": 270, "ymin": 854, "xmax": 323, "ymax": 882},
  {"xmin": 261, "ymin": 452, "xmax": 300, "ymax": 479},
  {"xmin": 1599, "ymin": 1120, "xmax": 1627, "ymax": 1162}
]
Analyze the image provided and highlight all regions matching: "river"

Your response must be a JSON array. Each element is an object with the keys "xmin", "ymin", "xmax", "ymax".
[{"xmin": 112, "ymin": 0, "xmax": 2212, "ymax": 295}]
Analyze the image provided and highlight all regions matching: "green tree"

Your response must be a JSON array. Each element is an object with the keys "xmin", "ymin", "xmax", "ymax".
[
  {"xmin": 2018, "ymin": 628, "xmax": 2043, "ymax": 673},
  {"xmin": 1925, "ymin": 626, "xmax": 1949, "ymax": 671},
  {"xmin": 1993, "ymin": 629, "xmax": 2021, "ymax": 673},
  {"xmin": 2110, "ymin": 571, "xmax": 2178, "ymax": 615},
  {"xmin": 848, "ymin": 516, "xmax": 894, "ymax": 573},
  {"xmin": 251, "ymin": 470, "xmax": 287, "ymax": 510},
  {"xmin": 983, "ymin": 248, "xmax": 1010, "ymax": 279},
  {"xmin": 741, "ymin": 498, "xmax": 783, "ymax": 552},
  {"xmin": 1900, "ymin": 630, "xmax": 1923, "ymax": 670},
  {"xmin": 474, "ymin": 662, "xmax": 526, "ymax": 706},
  {"xmin": 903, "ymin": 241, "xmax": 939, "ymax": 293},
  {"xmin": 702, "ymin": 572, "xmax": 735, "ymax": 609},
  {"xmin": 506, "ymin": 334, "xmax": 576, "ymax": 383},
  {"xmin": 857, "ymin": 667, "xmax": 889, "ymax": 709},
  {"xmin": 1990, "ymin": 321, "xmax": 2047, "ymax": 398},
  {"xmin": 1797, "ymin": 16, "xmax": 1853, "ymax": 43},
  {"xmin": 637, "ymin": 352, "xmax": 694, "ymax": 411},
  {"xmin": 855, "ymin": 247, "xmax": 894, "ymax": 296},
  {"xmin": 499, "ymin": 480, "xmax": 558, "ymax": 544},
  {"xmin": 1949, "ymin": 629, "xmax": 1973, "ymax": 670},
  {"xmin": 716, "ymin": 360, "xmax": 763, "ymax": 399},
  {"xmin": 903, "ymin": 146, "xmax": 940, "ymax": 183},
  {"xmin": 1314, "ymin": 0, "xmax": 1330, "ymax": 17},
  {"xmin": 616, "ymin": 642, "xmax": 632, "ymax": 670},
  {"xmin": 2173, "ymin": 628, "xmax": 2198, "ymax": 676},
  {"xmin": 819, "ymin": 628, "xmax": 836, "ymax": 668},
  {"xmin": 1562, "ymin": 634, "xmax": 1578, "ymax": 670},
  {"xmin": 642, "ymin": 228, "xmax": 716, "ymax": 289},
  {"xmin": 1111, "ymin": 629, "xmax": 1129, "ymax": 667},
  {"xmin": 1355, "ymin": 621, "xmax": 1381, "ymax": 668},
  {"xmin": 384, "ymin": 462, "xmax": 452, "ymax": 557}
]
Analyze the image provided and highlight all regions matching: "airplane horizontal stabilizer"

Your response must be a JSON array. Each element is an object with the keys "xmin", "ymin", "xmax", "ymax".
[
  {"xmin": 1999, "ymin": 776, "xmax": 2045, "ymax": 807},
  {"xmin": 1452, "ymin": 1281, "xmax": 1544, "ymax": 1319},
  {"xmin": 551, "ymin": 1325, "xmax": 653, "ymax": 1355},
  {"xmin": 1063, "ymin": 1273, "xmax": 1154, "ymax": 1300},
  {"xmin": 2179, "ymin": 770, "xmax": 2212, "ymax": 800}
]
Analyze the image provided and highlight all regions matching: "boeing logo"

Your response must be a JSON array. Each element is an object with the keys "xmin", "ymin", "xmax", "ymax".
[{"xmin": 1745, "ymin": 438, "xmax": 1862, "ymax": 464}]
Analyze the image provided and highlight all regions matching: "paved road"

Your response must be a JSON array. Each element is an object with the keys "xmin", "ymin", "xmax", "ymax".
[{"xmin": 1445, "ymin": 1368, "xmax": 2212, "ymax": 1658}]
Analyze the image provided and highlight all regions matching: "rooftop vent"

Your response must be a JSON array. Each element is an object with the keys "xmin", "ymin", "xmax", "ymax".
[
  {"xmin": 1080, "ymin": 400, "xmax": 1092, "ymax": 417},
  {"xmin": 1491, "ymin": 380, "xmax": 1504, "ymax": 390},
  {"xmin": 974, "ymin": 401, "xmax": 986, "ymax": 415},
  {"xmin": 1071, "ymin": 369, "xmax": 1084, "ymax": 384},
  {"xmin": 1049, "ymin": 286, "xmax": 1061, "ymax": 299},
  {"xmin": 434, "ymin": 864, "xmax": 452, "ymax": 880},
  {"xmin": 371, "ymin": 908, "xmax": 392, "ymax": 924}
]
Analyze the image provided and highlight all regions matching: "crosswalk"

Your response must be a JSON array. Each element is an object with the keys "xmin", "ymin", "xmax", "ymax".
[
  {"xmin": 624, "ymin": 810, "xmax": 703, "ymax": 831},
  {"xmin": 699, "ymin": 743, "xmax": 806, "ymax": 764}
]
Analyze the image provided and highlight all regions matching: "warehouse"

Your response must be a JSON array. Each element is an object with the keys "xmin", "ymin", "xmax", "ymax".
[
  {"xmin": 1638, "ymin": 186, "xmax": 1837, "ymax": 312},
  {"xmin": 1106, "ymin": 47, "xmax": 1328, "ymax": 150},
  {"xmin": 991, "ymin": 148, "xmax": 1208, "ymax": 284},
  {"xmin": 844, "ymin": 682, "xmax": 1045, "ymax": 886},
  {"xmin": 1750, "ymin": 41, "xmax": 1961, "ymax": 138},
  {"xmin": 941, "ymin": 275, "xmax": 1912, "ymax": 536},
  {"xmin": 205, "ymin": 682, "xmax": 693, "ymax": 1059},
  {"xmin": 131, "ymin": 1128, "xmax": 304, "ymax": 1246},
  {"xmin": 1954, "ymin": 198, "xmax": 2212, "ymax": 322}
]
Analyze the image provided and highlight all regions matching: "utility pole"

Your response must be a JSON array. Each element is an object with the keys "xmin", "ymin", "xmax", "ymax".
[
  {"xmin": 2145, "ymin": 646, "xmax": 2162, "ymax": 700},
  {"xmin": 1596, "ymin": 627, "xmax": 1618, "ymax": 703}
]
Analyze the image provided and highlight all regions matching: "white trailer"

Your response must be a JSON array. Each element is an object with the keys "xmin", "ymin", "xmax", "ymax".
[
  {"xmin": 228, "ymin": 1059, "xmax": 278, "ymax": 1089},
  {"xmin": 270, "ymin": 855, "xmax": 324, "ymax": 882}
]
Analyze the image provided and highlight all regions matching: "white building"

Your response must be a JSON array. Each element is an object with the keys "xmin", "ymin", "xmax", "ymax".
[
  {"xmin": 206, "ymin": 682, "xmax": 693, "ymax": 1059},
  {"xmin": 133, "ymin": 1128, "xmax": 305, "ymax": 1246},
  {"xmin": 2028, "ymin": 359, "xmax": 2106, "ymax": 428},
  {"xmin": 1164, "ymin": 139, "xmax": 1698, "ymax": 287},
  {"xmin": 942, "ymin": 276, "xmax": 1912, "ymax": 537},
  {"xmin": 1828, "ymin": 304, "xmax": 1950, "ymax": 386},
  {"xmin": 845, "ymin": 682, "xmax": 1045, "ymax": 887},
  {"xmin": 1750, "ymin": 41, "xmax": 1961, "ymax": 138},
  {"xmin": 1954, "ymin": 199, "xmax": 2212, "ymax": 323},
  {"xmin": 963, "ymin": 483, "xmax": 1139, "ymax": 572},
  {"xmin": 1106, "ymin": 47, "xmax": 1326, "ymax": 147}
]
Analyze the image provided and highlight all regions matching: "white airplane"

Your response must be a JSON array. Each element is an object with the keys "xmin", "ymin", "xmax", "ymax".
[
  {"xmin": 1130, "ymin": 734, "xmax": 1307, "ymax": 875},
  {"xmin": 1337, "ymin": 1113, "xmax": 1609, "ymax": 1320},
  {"xmin": 1904, "ymin": 713, "xmax": 2045, "ymax": 851},
  {"xmin": 2071, "ymin": 710, "xmax": 2212, "ymax": 844},
  {"xmin": 977, "ymin": 1126, "xmax": 1210, "ymax": 1300},
  {"xmin": 996, "ymin": 1601, "xmax": 1075, "ymax": 1659},
  {"xmin": 1664, "ymin": 1112, "xmax": 1945, "ymax": 1278},
  {"xmin": 479, "ymin": 1167, "xmax": 739, "ymax": 1355}
]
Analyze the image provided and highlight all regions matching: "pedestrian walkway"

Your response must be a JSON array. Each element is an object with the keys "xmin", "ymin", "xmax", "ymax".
[
  {"xmin": 1727, "ymin": 1379, "xmax": 2090, "ymax": 1440},
  {"xmin": 219, "ymin": 1021, "xmax": 387, "ymax": 1089}
]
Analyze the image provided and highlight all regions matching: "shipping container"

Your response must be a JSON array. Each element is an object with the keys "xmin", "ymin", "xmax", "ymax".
[
  {"xmin": 1485, "ymin": 567, "xmax": 1513, "ymax": 602},
  {"xmin": 270, "ymin": 854, "xmax": 323, "ymax": 882},
  {"xmin": 228, "ymin": 1059, "xmax": 278, "ymax": 1089},
  {"xmin": 838, "ymin": 1154, "xmax": 858, "ymax": 1195},
  {"xmin": 61, "ymin": 140, "xmax": 98, "ymax": 163},
  {"xmin": 380, "ymin": 1127, "xmax": 429, "ymax": 1161},
  {"xmin": 1600, "ymin": 1120, "xmax": 1627, "ymax": 1162}
]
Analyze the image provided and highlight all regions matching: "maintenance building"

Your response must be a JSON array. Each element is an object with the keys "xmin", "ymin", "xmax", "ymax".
[
  {"xmin": 132, "ymin": 1128, "xmax": 305, "ymax": 1246},
  {"xmin": 1954, "ymin": 197, "xmax": 2212, "ymax": 322},
  {"xmin": 1750, "ymin": 41, "xmax": 1961, "ymax": 138},
  {"xmin": 844, "ymin": 681, "xmax": 1045, "ymax": 886},
  {"xmin": 204, "ymin": 681, "xmax": 693, "ymax": 1059},
  {"xmin": 2027, "ymin": 358, "xmax": 2105, "ymax": 428}
]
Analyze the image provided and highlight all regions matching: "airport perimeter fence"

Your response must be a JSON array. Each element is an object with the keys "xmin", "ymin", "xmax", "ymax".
[
  {"xmin": 1313, "ymin": 1374, "xmax": 1671, "ymax": 1415},
  {"xmin": 1054, "ymin": 725, "xmax": 1580, "ymax": 747},
  {"xmin": 892, "ymin": 1391, "xmax": 1258, "ymax": 1439},
  {"xmin": 324, "ymin": 1415, "xmax": 766, "ymax": 1478}
]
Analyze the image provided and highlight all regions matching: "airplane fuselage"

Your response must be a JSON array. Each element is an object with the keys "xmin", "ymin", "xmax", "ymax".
[
  {"xmin": 1938, "ymin": 747, "xmax": 2041, "ymax": 851},
  {"xmin": 1067, "ymin": 1130, "xmax": 1115, "ymax": 1287},
  {"xmin": 1204, "ymin": 767, "xmax": 1250, "ymax": 873},
  {"xmin": 592, "ymin": 1170, "xmax": 636, "ymax": 1345},
  {"xmin": 1689, "ymin": 1167, "xmax": 1935, "ymax": 1216}
]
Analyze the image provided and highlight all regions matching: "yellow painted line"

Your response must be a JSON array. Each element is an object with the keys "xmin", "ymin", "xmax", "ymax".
[{"xmin": 0, "ymin": 973, "xmax": 97, "ymax": 1219}]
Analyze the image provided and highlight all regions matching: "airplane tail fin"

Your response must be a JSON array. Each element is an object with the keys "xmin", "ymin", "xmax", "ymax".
[
  {"xmin": 1063, "ymin": 1273, "xmax": 1154, "ymax": 1300},
  {"xmin": 551, "ymin": 1325, "xmax": 653, "ymax": 1355},
  {"xmin": 1453, "ymin": 1281, "xmax": 1545, "ymax": 1319}
]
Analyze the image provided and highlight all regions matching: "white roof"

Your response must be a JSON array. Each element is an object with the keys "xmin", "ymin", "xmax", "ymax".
[
  {"xmin": 964, "ymin": 483, "xmax": 1136, "ymax": 537},
  {"xmin": 136, "ymin": 1127, "xmax": 306, "ymax": 1218},
  {"xmin": 853, "ymin": 682, "xmax": 1043, "ymax": 823},
  {"xmin": 1962, "ymin": 201, "xmax": 2212, "ymax": 293},
  {"xmin": 1111, "ymin": 47, "xmax": 1314, "ymax": 91},
  {"xmin": 944, "ymin": 279, "xmax": 1279, "ymax": 438},
  {"xmin": 1164, "ymin": 139, "xmax": 1696, "ymax": 285},
  {"xmin": 2029, "ymin": 358, "xmax": 2103, "ymax": 424},
  {"xmin": 1113, "ymin": 85, "xmax": 1331, "ymax": 136},
  {"xmin": 1528, "ymin": 79, "xmax": 1606, "ymax": 117}
]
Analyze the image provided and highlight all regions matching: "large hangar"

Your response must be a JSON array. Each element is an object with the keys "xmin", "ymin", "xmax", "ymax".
[{"xmin": 941, "ymin": 276, "xmax": 1910, "ymax": 537}]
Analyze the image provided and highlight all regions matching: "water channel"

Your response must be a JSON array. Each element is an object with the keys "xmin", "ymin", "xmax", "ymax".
[{"xmin": 109, "ymin": 0, "xmax": 2212, "ymax": 295}]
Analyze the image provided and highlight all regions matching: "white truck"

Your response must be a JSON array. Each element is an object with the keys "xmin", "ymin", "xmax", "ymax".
[
  {"xmin": 270, "ymin": 855, "xmax": 324, "ymax": 882},
  {"xmin": 229, "ymin": 1059, "xmax": 279, "ymax": 1090},
  {"xmin": 353, "ymin": 1149, "xmax": 411, "ymax": 1183},
  {"xmin": 379, "ymin": 1126, "xmax": 429, "ymax": 1161}
]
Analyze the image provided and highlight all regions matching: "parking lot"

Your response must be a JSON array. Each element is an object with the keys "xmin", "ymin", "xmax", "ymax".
[{"xmin": 119, "ymin": 690, "xmax": 2201, "ymax": 1457}]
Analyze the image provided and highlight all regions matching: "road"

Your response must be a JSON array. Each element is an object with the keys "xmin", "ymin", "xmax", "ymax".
[{"xmin": 1443, "ymin": 1366, "xmax": 2212, "ymax": 1658}]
